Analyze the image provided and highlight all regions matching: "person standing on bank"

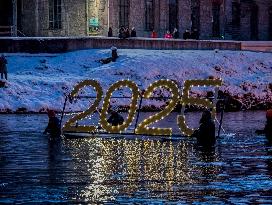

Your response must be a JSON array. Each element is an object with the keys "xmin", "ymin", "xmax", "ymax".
[
  {"xmin": 164, "ymin": 30, "xmax": 173, "ymax": 39},
  {"xmin": 108, "ymin": 27, "xmax": 113, "ymax": 37},
  {"xmin": 191, "ymin": 110, "xmax": 216, "ymax": 147},
  {"xmin": 131, "ymin": 27, "xmax": 137, "ymax": 37},
  {"xmin": 191, "ymin": 29, "xmax": 199, "ymax": 40},
  {"xmin": 151, "ymin": 30, "xmax": 158, "ymax": 38},
  {"xmin": 125, "ymin": 27, "xmax": 130, "ymax": 38},
  {"xmin": 119, "ymin": 26, "xmax": 126, "ymax": 39},
  {"xmin": 0, "ymin": 54, "xmax": 8, "ymax": 80},
  {"xmin": 183, "ymin": 29, "xmax": 191, "ymax": 40},
  {"xmin": 172, "ymin": 28, "xmax": 180, "ymax": 39}
]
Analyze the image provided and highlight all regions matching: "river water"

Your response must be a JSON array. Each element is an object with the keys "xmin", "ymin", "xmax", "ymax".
[{"xmin": 0, "ymin": 111, "xmax": 272, "ymax": 204}]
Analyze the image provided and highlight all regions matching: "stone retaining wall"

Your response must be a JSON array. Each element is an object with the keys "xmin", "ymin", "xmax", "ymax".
[
  {"xmin": 0, "ymin": 37, "xmax": 241, "ymax": 53},
  {"xmin": 241, "ymin": 41, "xmax": 272, "ymax": 52}
]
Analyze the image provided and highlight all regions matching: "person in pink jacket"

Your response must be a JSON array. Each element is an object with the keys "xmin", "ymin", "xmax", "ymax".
[{"xmin": 164, "ymin": 30, "xmax": 173, "ymax": 39}]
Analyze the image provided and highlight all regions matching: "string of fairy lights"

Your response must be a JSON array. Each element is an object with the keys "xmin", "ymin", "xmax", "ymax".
[
  {"xmin": 135, "ymin": 79, "xmax": 180, "ymax": 136},
  {"xmin": 99, "ymin": 80, "xmax": 140, "ymax": 133},
  {"xmin": 62, "ymin": 78, "xmax": 223, "ymax": 136},
  {"xmin": 63, "ymin": 80, "xmax": 103, "ymax": 133},
  {"xmin": 177, "ymin": 79, "xmax": 223, "ymax": 136}
]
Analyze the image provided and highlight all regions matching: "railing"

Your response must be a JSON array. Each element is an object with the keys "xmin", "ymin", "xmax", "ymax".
[
  {"xmin": 17, "ymin": 29, "xmax": 27, "ymax": 37},
  {"xmin": 0, "ymin": 26, "xmax": 13, "ymax": 36}
]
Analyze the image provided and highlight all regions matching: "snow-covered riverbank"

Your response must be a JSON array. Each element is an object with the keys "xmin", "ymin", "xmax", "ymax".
[{"xmin": 0, "ymin": 49, "xmax": 271, "ymax": 113}]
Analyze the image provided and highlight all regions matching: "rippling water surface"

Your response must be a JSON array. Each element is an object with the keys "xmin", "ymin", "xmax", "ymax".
[{"xmin": 1, "ymin": 111, "xmax": 272, "ymax": 204}]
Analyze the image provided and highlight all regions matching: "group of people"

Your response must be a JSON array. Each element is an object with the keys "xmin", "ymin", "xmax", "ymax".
[
  {"xmin": 43, "ymin": 109, "xmax": 124, "ymax": 139},
  {"xmin": 108, "ymin": 27, "xmax": 199, "ymax": 40},
  {"xmin": 164, "ymin": 28, "xmax": 199, "ymax": 40},
  {"xmin": 164, "ymin": 28, "xmax": 180, "ymax": 39},
  {"xmin": 192, "ymin": 108, "xmax": 272, "ymax": 147},
  {"xmin": 111, "ymin": 26, "xmax": 136, "ymax": 39},
  {"xmin": 183, "ymin": 29, "xmax": 200, "ymax": 40},
  {"xmin": 0, "ymin": 54, "xmax": 8, "ymax": 81}
]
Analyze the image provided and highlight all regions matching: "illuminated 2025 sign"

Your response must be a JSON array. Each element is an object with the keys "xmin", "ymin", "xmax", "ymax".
[{"xmin": 63, "ymin": 79, "xmax": 222, "ymax": 136}]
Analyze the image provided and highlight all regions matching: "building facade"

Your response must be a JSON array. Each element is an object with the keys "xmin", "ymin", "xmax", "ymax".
[{"xmin": 0, "ymin": 0, "xmax": 272, "ymax": 40}]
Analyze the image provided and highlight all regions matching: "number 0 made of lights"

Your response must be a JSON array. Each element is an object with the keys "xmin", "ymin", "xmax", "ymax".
[{"xmin": 99, "ymin": 80, "xmax": 140, "ymax": 133}]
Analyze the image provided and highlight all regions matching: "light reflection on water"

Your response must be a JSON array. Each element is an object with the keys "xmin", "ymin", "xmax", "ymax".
[
  {"xmin": 0, "ymin": 111, "xmax": 272, "ymax": 204},
  {"xmin": 67, "ymin": 138, "xmax": 196, "ymax": 203}
]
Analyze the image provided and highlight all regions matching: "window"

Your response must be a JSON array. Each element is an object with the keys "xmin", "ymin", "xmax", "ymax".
[
  {"xmin": 145, "ymin": 0, "xmax": 154, "ymax": 31},
  {"xmin": 212, "ymin": 2, "xmax": 220, "ymax": 37},
  {"xmin": 169, "ymin": 0, "xmax": 178, "ymax": 32},
  {"xmin": 49, "ymin": 0, "xmax": 62, "ymax": 29},
  {"xmin": 119, "ymin": 0, "xmax": 129, "ymax": 28}
]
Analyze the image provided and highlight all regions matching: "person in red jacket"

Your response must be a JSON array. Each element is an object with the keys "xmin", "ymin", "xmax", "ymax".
[{"xmin": 151, "ymin": 30, "xmax": 158, "ymax": 38}]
